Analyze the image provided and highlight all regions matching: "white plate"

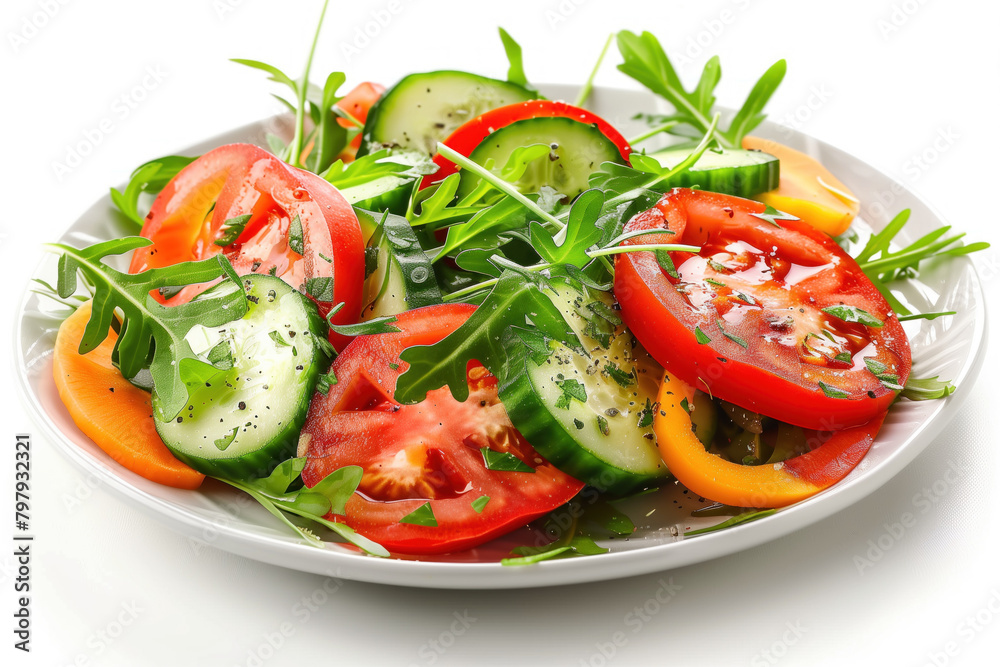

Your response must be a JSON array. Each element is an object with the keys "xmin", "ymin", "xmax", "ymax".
[{"xmin": 14, "ymin": 85, "xmax": 988, "ymax": 589}]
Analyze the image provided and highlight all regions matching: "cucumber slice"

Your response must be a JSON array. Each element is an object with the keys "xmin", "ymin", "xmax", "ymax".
[
  {"xmin": 645, "ymin": 147, "xmax": 779, "ymax": 197},
  {"xmin": 340, "ymin": 174, "xmax": 411, "ymax": 216},
  {"xmin": 153, "ymin": 275, "xmax": 330, "ymax": 480},
  {"xmin": 360, "ymin": 70, "xmax": 537, "ymax": 156},
  {"xmin": 357, "ymin": 209, "xmax": 443, "ymax": 319},
  {"xmin": 499, "ymin": 282, "xmax": 669, "ymax": 495},
  {"xmin": 457, "ymin": 117, "xmax": 626, "ymax": 200}
]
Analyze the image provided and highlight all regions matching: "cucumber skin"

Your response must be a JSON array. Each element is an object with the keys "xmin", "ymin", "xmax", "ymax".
[
  {"xmin": 358, "ymin": 70, "xmax": 537, "ymax": 158},
  {"xmin": 498, "ymin": 345, "xmax": 667, "ymax": 497},
  {"xmin": 649, "ymin": 148, "xmax": 779, "ymax": 197},
  {"xmin": 156, "ymin": 276, "xmax": 330, "ymax": 481}
]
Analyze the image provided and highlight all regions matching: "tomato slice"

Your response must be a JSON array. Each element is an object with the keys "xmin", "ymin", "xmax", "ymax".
[
  {"xmin": 127, "ymin": 143, "xmax": 364, "ymax": 347},
  {"xmin": 300, "ymin": 304, "xmax": 584, "ymax": 555},
  {"xmin": 654, "ymin": 370, "xmax": 885, "ymax": 508},
  {"xmin": 614, "ymin": 187, "xmax": 911, "ymax": 430},
  {"xmin": 422, "ymin": 99, "xmax": 632, "ymax": 189}
]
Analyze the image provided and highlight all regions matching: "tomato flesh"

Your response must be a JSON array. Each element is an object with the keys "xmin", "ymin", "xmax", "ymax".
[
  {"xmin": 128, "ymin": 143, "xmax": 364, "ymax": 347},
  {"xmin": 615, "ymin": 188, "xmax": 911, "ymax": 430},
  {"xmin": 422, "ymin": 99, "xmax": 632, "ymax": 189},
  {"xmin": 300, "ymin": 304, "xmax": 584, "ymax": 555}
]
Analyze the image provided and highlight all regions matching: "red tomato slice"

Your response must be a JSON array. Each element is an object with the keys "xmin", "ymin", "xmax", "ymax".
[
  {"xmin": 128, "ymin": 143, "xmax": 364, "ymax": 348},
  {"xmin": 615, "ymin": 188, "xmax": 911, "ymax": 430},
  {"xmin": 300, "ymin": 304, "xmax": 584, "ymax": 555},
  {"xmin": 422, "ymin": 99, "xmax": 632, "ymax": 189}
]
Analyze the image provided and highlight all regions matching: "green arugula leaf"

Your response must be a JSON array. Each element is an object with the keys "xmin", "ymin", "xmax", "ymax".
[
  {"xmin": 329, "ymin": 315, "xmax": 400, "ymax": 336},
  {"xmin": 219, "ymin": 463, "xmax": 387, "ymax": 556},
  {"xmin": 481, "ymin": 448, "xmax": 535, "ymax": 473},
  {"xmin": 529, "ymin": 189, "xmax": 605, "ymax": 268},
  {"xmin": 685, "ymin": 509, "xmax": 776, "ymax": 536},
  {"xmin": 305, "ymin": 276, "xmax": 334, "ymax": 302},
  {"xmin": 616, "ymin": 30, "xmax": 785, "ymax": 148},
  {"xmin": 315, "ymin": 368, "xmax": 338, "ymax": 396},
  {"xmin": 395, "ymin": 269, "xmax": 583, "ymax": 404},
  {"xmin": 502, "ymin": 535, "xmax": 607, "ymax": 565},
  {"xmin": 306, "ymin": 70, "xmax": 348, "ymax": 174},
  {"xmin": 400, "ymin": 502, "xmax": 438, "ymax": 527},
  {"xmin": 554, "ymin": 378, "xmax": 588, "ymax": 409},
  {"xmin": 288, "ymin": 215, "xmax": 304, "ymax": 255},
  {"xmin": 604, "ymin": 362, "xmax": 636, "ymax": 388},
  {"xmin": 822, "ymin": 305, "xmax": 884, "ymax": 328},
  {"xmin": 818, "ymin": 381, "xmax": 850, "ymax": 399},
  {"xmin": 214, "ymin": 214, "xmax": 253, "ymax": 247},
  {"xmin": 47, "ymin": 237, "xmax": 247, "ymax": 421},
  {"xmin": 323, "ymin": 149, "xmax": 435, "ymax": 188},
  {"xmin": 110, "ymin": 155, "xmax": 197, "ymax": 227},
  {"xmin": 498, "ymin": 28, "xmax": 534, "ymax": 91},
  {"xmin": 751, "ymin": 205, "xmax": 798, "ymax": 228},
  {"xmin": 471, "ymin": 495, "xmax": 491, "ymax": 514}
]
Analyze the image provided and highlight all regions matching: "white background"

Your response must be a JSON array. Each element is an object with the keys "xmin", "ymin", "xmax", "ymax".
[{"xmin": 3, "ymin": 0, "xmax": 999, "ymax": 665}]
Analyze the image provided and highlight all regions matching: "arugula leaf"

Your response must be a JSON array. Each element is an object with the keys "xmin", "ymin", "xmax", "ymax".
[
  {"xmin": 233, "ymin": 0, "xmax": 339, "ymax": 170},
  {"xmin": 822, "ymin": 305, "xmax": 884, "ymax": 328},
  {"xmin": 529, "ymin": 189, "xmax": 605, "ymax": 268},
  {"xmin": 481, "ymin": 448, "xmax": 535, "ymax": 473},
  {"xmin": 110, "ymin": 155, "xmax": 197, "ymax": 227},
  {"xmin": 219, "ymin": 463, "xmax": 388, "ymax": 556},
  {"xmin": 684, "ymin": 509, "xmax": 776, "ymax": 536},
  {"xmin": 329, "ymin": 315, "xmax": 401, "ymax": 336},
  {"xmin": 395, "ymin": 269, "xmax": 583, "ymax": 404},
  {"xmin": 323, "ymin": 149, "xmax": 435, "ymax": 188},
  {"xmin": 47, "ymin": 237, "xmax": 247, "ymax": 421},
  {"xmin": 400, "ymin": 502, "xmax": 438, "ymax": 527},
  {"xmin": 471, "ymin": 495, "xmax": 491, "ymax": 514},
  {"xmin": 498, "ymin": 28, "xmax": 534, "ymax": 91},
  {"xmin": 616, "ymin": 30, "xmax": 785, "ymax": 148},
  {"xmin": 818, "ymin": 381, "xmax": 850, "ymax": 399},
  {"xmin": 751, "ymin": 205, "xmax": 798, "ymax": 228},
  {"xmin": 306, "ymin": 70, "xmax": 348, "ymax": 174},
  {"xmin": 214, "ymin": 214, "xmax": 253, "ymax": 247},
  {"xmin": 554, "ymin": 378, "xmax": 588, "ymax": 409},
  {"xmin": 502, "ymin": 535, "xmax": 606, "ymax": 565}
]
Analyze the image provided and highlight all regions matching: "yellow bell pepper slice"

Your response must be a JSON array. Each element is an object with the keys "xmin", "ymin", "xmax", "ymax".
[{"xmin": 743, "ymin": 136, "xmax": 860, "ymax": 237}]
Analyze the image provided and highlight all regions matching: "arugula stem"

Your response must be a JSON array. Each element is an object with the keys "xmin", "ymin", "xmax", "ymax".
[
  {"xmin": 332, "ymin": 105, "xmax": 364, "ymax": 129},
  {"xmin": 574, "ymin": 33, "xmax": 615, "ymax": 108},
  {"xmin": 441, "ymin": 242, "xmax": 699, "ymax": 302},
  {"xmin": 627, "ymin": 120, "xmax": 679, "ymax": 146},
  {"xmin": 588, "ymin": 243, "xmax": 699, "ymax": 258},
  {"xmin": 288, "ymin": 0, "xmax": 330, "ymax": 168},
  {"xmin": 436, "ymin": 143, "xmax": 566, "ymax": 232},
  {"xmin": 858, "ymin": 234, "xmax": 965, "ymax": 275}
]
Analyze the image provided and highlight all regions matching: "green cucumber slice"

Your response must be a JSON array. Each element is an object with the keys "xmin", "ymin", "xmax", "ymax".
[
  {"xmin": 499, "ymin": 281, "xmax": 669, "ymax": 495},
  {"xmin": 340, "ymin": 174, "xmax": 412, "ymax": 216},
  {"xmin": 645, "ymin": 147, "xmax": 779, "ymax": 197},
  {"xmin": 357, "ymin": 209, "xmax": 443, "ymax": 319},
  {"xmin": 153, "ymin": 275, "xmax": 330, "ymax": 480},
  {"xmin": 458, "ymin": 116, "xmax": 626, "ymax": 200},
  {"xmin": 360, "ymin": 70, "xmax": 537, "ymax": 156}
]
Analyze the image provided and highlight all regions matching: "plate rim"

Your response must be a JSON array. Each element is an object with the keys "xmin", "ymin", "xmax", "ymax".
[{"xmin": 14, "ymin": 84, "xmax": 990, "ymax": 589}]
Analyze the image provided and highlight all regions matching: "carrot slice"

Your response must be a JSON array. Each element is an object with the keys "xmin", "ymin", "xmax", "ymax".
[{"xmin": 52, "ymin": 302, "xmax": 205, "ymax": 489}]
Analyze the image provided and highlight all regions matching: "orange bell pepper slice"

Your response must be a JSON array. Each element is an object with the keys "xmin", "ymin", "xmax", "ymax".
[
  {"xmin": 654, "ymin": 370, "xmax": 885, "ymax": 508},
  {"xmin": 743, "ymin": 136, "xmax": 860, "ymax": 237}
]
